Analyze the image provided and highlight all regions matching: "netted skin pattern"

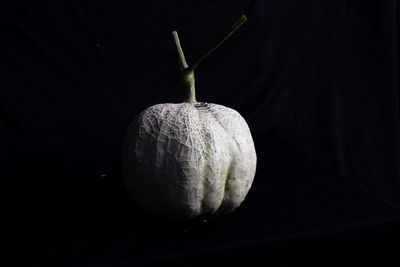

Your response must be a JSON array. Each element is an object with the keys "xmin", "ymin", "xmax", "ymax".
[{"xmin": 122, "ymin": 102, "xmax": 257, "ymax": 221}]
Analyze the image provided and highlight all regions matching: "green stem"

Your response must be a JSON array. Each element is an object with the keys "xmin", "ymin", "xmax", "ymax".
[
  {"xmin": 187, "ymin": 14, "xmax": 247, "ymax": 73},
  {"xmin": 172, "ymin": 31, "xmax": 188, "ymax": 71},
  {"xmin": 172, "ymin": 31, "xmax": 196, "ymax": 102},
  {"xmin": 172, "ymin": 14, "xmax": 247, "ymax": 103}
]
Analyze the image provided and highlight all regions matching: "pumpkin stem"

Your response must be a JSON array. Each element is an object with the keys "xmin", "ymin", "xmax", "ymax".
[
  {"xmin": 172, "ymin": 31, "xmax": 196, "ymax": 103},
  {"xmin": 187, "ymin": 14, "xmax": 247, "ymax": 73},
  {"xmin": 172, "ymin": 14, "xmax": 247, "ymax": 103},
  {"xmin": 172, "ymin": 31, "xmax": 188, "ymax": 71}
]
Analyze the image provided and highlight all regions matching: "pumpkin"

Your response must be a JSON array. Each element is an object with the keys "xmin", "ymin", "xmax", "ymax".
[{"xmin": 122, "ymin": 15, "xmax": 256, "ymax": 221}]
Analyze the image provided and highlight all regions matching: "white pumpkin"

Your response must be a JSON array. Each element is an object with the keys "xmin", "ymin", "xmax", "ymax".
[{"xmin": 122, "ymin": 15, "xmax": 256, "ymax": 221}]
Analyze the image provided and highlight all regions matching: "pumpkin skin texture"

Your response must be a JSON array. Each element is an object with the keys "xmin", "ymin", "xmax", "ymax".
[{"xmin": 122, "ymin": 102, "xmax": 256, "ymax": 221}]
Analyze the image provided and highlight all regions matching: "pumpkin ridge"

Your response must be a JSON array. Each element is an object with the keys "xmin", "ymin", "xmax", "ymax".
[
  {"xmin": 197, "ymin": 107, "xmax": 231, "ymax": 215},
  {"xmin": 176, "ymin": 103, "xmax": 205, "ymax": 216},
  {"xmin": 208, "ymin": 107, "xmax": 235, "ymax": 214},
  {"xmin": 197, "ymin": 109, "xmax": 215, "ymax": 215}
]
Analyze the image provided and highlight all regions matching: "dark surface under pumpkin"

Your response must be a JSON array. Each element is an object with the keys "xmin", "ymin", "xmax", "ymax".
[
  {"xmin": 6, "ymin": 180, "xmax": 400, "ymax": 266},
  {"xmin": 5, "ymin": 133, "xmax": 400, "ymax": 266}
]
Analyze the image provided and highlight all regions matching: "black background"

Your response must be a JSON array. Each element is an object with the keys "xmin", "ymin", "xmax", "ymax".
[{"xmin": 2, "ymin": 0, "xmax": 400, "ymax": 266}]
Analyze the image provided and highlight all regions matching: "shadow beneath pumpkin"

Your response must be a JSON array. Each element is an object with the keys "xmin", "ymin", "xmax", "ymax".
[{"xmin": 4, "ymin": 170, "xmax": 235, "ymax": 234}]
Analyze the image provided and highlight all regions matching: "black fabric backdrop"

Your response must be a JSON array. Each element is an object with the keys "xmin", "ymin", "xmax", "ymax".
[{"xmin": 2, "ymin": 0, "xmax": 400, "ymax": 266}]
